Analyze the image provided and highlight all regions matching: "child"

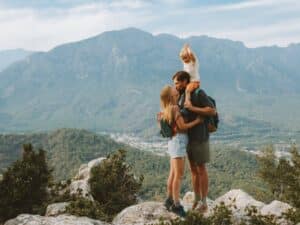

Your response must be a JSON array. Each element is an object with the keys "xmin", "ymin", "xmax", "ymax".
[{"xmin": 179, "ymin": 44, "xmax": 201, "ymax": 107}]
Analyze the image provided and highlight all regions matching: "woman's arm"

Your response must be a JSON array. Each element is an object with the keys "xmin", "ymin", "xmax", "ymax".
[{"xmin": 176, "ymin": 115, "xmax": 203, "ymax": 131}]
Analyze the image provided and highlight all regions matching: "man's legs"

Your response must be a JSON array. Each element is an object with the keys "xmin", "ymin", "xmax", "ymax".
[
  {"xmin": 189, "ymin": 161, "xmax": 201, "ymax": 209},
  {"xmin": 198, "ymin": 164, "xmax": 208, "ymax": 210},
  {"xmin": 189, "ymin": 160, "xmax": 209, "ymax": 211}
]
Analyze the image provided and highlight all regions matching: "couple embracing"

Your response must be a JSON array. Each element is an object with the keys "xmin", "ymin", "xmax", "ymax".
[{"xmin": 158, "ymin": 45, "xmax": 217, "ymax": 217}]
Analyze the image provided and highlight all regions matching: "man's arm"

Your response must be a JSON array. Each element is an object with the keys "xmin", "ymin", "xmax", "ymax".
[
  {"xmin": 185, "ymin": 102, "xmax": 216, "ymax": 116},
  {"xmin": 184, "ymin": 89, "xmax": 216, "ymax": 116}
]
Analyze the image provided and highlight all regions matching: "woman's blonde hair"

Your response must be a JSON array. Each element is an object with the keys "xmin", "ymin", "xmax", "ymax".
[{"xmin": 160, "ymin": 85, "xmax": 174, "ymax": 124}]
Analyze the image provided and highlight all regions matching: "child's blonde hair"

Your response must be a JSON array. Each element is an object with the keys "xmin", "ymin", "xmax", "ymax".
[
  {"xmin": 160, "ymin": 85, "xmax": 173, "ymax": 124},
  {"xmin": 180, "ymin": 44, "xmax": 196, "ymax": 64}
]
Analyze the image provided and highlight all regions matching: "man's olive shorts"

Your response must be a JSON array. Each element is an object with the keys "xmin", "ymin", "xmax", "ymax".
[{"xmin": 187, "ymin": 140, "xmax": 210, "ymax": 165}]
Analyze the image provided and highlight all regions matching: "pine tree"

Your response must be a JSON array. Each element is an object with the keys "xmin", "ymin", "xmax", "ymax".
[
  {"xmin": 0, "ymin": 144, "xmax": 52, "ymax": 222},
  {"xmin": 89, "ymin": 149, "xmax": 143, "ymax": 220}
]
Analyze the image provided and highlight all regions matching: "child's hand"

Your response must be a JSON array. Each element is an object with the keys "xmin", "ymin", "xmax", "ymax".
[{"xmin": 183, "ymin": 43, "xmax": 190, "ymax": 49}]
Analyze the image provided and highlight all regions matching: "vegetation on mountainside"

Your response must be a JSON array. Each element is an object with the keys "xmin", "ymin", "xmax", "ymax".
[
  {"xmin": 257, "ymin": 145, "xmax": 300, "ymax": 224},
  {"xmin": 0, "ymin": 129, "xmax": 272, "ymax": 202}
]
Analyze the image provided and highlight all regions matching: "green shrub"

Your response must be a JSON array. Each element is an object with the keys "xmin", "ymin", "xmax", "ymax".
[
  {"xmin": 66, "ymin": 197, "xmax": 108, "ymax": 221},
  {"xmin": 0, "ymin": 144, "xmax": 52, "ymax": 222},
  {"xmin": 257, "ymin": 145, "xmax": 300, "ymax": 208},
  {"xmin": 50, "ymin": 149, "xmax": 144, "ymax": 222}
]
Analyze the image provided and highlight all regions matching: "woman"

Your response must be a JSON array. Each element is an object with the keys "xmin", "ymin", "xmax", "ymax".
[{"xmin": 159, "ymin": 85, "xmax": 203, "ymax": 217}]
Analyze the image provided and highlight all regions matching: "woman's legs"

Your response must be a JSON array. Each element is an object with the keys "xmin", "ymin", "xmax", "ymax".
[
  {"xmin": 171, "ymin": 157, "xmax": 185, "ymax": 204},
  {"xmin": 167, "ymin": 158, "xmax": 174, "ymax": 198}
]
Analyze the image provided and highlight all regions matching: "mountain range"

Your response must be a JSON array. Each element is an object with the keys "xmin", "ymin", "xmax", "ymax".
[
  {"xmin": 0, "ymin": 49, "xmax": 33, "ymax": 72},
  {"xmin": 0, "ymin": 28, "xmax": 299, "ymax": 135}
]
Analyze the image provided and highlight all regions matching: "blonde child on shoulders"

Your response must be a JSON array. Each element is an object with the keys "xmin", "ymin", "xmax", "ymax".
[{"xmin": 179, "ymin": 44, "xmax": 201, "ymax": 107}]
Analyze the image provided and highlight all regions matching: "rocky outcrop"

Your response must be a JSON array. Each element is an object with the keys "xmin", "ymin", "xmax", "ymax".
[
  {"xmin": 212, "ymin": 189, "xmax": 265, "ymax": 220},
  {"xmin": 4, "ymin": 214, "xmax": 109, "ymax": 225},
  {"xmin": 45, "ymin": 202, "xmax": 70, "ymax": 216},
  {"xmin": 3, "ymin": 156, "xmax": 297, "ymax": 225},
  {"xmin": 260, "ymin": 200, "xmax": 293, "ymax": 217},
  {"xmin": 112, "ymin": 202, "xmax": 177, "ymax": 225},
  {"xmin": 69, "ymin": 157, "xmax": 106, "ymax": 200},
  {"xmin": 183, "ymin": 189, "xmax": 295, "ymax": 225}
]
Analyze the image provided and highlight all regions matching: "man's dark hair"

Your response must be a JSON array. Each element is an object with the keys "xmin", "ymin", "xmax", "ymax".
[{"xmin": 172, "ymin": 71, "xmax": 190, "ymax": 83}]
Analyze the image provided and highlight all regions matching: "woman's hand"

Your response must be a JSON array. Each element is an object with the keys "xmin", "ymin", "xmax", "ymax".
[
  {"xmin": 157, "ymin": 112, "xmax": 163, "ymax": 122},
  {"xmin": 195, "ymin": 116, "xmax": 204, "ymax": 124},
  {"xmin": 184, "ymin": 101, "xmax": 193, "ymax": 110}
]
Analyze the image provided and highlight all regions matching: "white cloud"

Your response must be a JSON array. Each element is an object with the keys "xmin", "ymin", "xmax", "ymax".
[
  {"xmin": 0, "ymin": 1, "xmax": 154, "ymax": 51},
  {"xmin": 0, "ymin": 0, "xmax": 299, "ymax": 51}
]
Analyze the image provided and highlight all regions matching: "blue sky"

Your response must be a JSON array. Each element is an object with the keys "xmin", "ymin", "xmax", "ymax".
[{"xmin": 0, "ymin": 0, "xmax": 299, "ymax": 51}]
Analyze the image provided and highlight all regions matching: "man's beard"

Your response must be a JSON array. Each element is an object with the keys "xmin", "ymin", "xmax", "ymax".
[{"xmin": 179, "ymin": 88, "xmax": 185, "ymax": 95}]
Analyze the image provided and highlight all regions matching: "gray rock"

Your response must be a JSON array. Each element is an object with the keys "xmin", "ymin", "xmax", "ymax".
[
  {"xmin": 69, "ymin": 157, "xmax": 106, "ymax": 201},
  {"xmin": 45, "ymin": 202, "xmax": 70, "ymax": 216},
  {"xmin": 74, "ymin": 164, "xmax": 89, "ymax": 180},
  {"xmin": 4, "ymin": 214, "xmax": 109, "ymax": 225},
  {"xmin": 69, "ymin": 179, "xmax": 93, "ymax": 201},
  {"xmin": 213, "ymin": 189, "xmax": 265, "ymax": 213},
  {"xmin": 113, "ymin": 202, "xmax": 178, "ymax": 225},
  {"xmin": 260, "ymin": 200, "xmax": 292, "ymax": 217},
  {"xmin": 87, "ymin": 158, "xmax": 106, "ymax": 170}
]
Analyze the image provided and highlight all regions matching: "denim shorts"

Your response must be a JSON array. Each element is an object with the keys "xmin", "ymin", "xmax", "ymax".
[{"xmin": 168, "ymin": 133, "xmax": 188, "ymax": 158}]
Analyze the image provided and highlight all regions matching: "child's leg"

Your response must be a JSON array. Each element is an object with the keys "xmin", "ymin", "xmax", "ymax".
[
  {"xmin": 185, "ymin": 91, "xmax": 192, "ymax": 106},
  {"xmin": 184, "ymin": 81, "xmax": 200, "ymax": 105}
]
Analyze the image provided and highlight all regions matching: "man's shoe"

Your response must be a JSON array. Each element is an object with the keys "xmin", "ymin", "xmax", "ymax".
[
  {"xmin": 198, "ymin": 203, "xmax": 208, "ymax": 213},
  {"xmin": 171, "ymin": 204, "xmax": 186, "ymax": 217},
  {"xmin": 164, "ymin": 197, "xmax": 174, "ymax": 211}
]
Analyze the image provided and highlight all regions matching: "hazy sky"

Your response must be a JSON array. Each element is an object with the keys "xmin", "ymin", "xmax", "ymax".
[{"xmin": 0, "ymin": 0, "xmax": 300, "ymax": 51}]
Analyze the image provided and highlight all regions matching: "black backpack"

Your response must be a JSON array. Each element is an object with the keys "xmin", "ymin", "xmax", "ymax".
[
  {"xmin": 206, "ymin": 96, "xmax": 219, "ymax": 133},
  {"xmin": 194, "ymin": 89, "xmax": 219, "ymax": 133},
  {"xmin": 160, "ymin": 119, "xmax": 173, "ymax": 138}
]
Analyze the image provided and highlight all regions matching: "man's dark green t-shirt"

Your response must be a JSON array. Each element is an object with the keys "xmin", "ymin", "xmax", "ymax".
[{"xmin": 178, "ymin": 88, "xmax": 214, "ymax": 143}]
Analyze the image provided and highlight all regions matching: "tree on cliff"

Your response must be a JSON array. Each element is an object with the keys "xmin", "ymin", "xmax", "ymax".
[
  {"xmin": 0, "ymin": 144, "xmax": 52, "ymax": 222},
  {"xmin": 257, "ymin": 145, "xmax": 300, "ymax": 223}
]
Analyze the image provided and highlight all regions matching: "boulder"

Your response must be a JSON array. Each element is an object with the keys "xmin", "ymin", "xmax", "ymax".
[
  {"xmin": 214, "ymin": 189, "xmax": 265, "ymax": 212},
  {"xmin": 4, "ymin": 214, "xmax": 109, "ymax": 225},
  {"xmin": 69, "ymin": 179, "xmax": 93, "ymax": 201},
  {"xmin": 87, "ymin": 158, "xmax": 106, "ymax": 170},
  {"xmin": 45, "ymin": 202, "xmax": 70, "ymax": 216},
  {"xmin": 69, "ymin": 157, "xmax": 106, "ymax": 200},
  {"xmin": 260, "ymin": 200, "xmax": 293, "ymax": 217},
  {"xmin": 113, "ymin": 202, "xmax": 178, "ymax": 225},
  {"xmin": 74, "ymin": 164, "xmax": 89, "ymax": 180},
  {"xmin": 260, "ymin": 200, "xmax": 294, "ymax": 225}
]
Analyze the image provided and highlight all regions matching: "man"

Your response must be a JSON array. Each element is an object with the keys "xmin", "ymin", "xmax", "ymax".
[{"xmin": 172, "ymin": 71, "xmax": 216, "ymax": 212}]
